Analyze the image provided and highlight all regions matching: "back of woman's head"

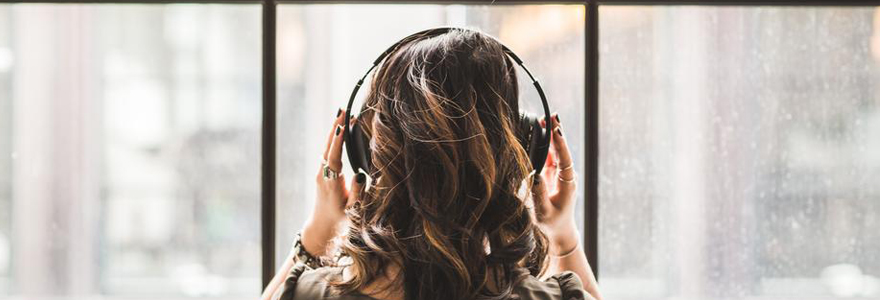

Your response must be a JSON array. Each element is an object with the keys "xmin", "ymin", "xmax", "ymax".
[{"xmin": 336, "ymin": 28, "xmax": 548, "ymax": 300}]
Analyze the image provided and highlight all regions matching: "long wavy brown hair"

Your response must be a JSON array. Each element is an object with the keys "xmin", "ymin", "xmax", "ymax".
[{"xmin": 334, "ymin": 28, "xmax": 548, "ymax": 300}]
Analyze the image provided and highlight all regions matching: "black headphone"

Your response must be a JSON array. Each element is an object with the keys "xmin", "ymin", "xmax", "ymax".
[{"xmin": 344, "ymin": 27, "xmax": 552, "ymax": 178}]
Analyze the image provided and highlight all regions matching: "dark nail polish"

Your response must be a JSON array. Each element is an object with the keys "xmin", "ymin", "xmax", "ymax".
[
  {"xmin": 336, "ymin": 125, "xmax": 342, "ymax": 135},
  {"xmin": 534, "ymin": 176, "xmax": 542, "ymax": 185},
  {"xmin": 356, "ymin": 173, "xmax": 366, "ymax": 184},
  {"xmin": 555, "ymin": 114, "xmax": 561, "ymax": 123},
  {"xmin": 555, "ymin": 127, "xmax": 563, "ymax": 137},
  {"xmin": 336, "ymin": 108, "xmax": 342, "ymax": 117}
]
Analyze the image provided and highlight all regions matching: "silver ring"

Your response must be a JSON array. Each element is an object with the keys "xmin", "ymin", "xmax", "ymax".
[{"xmin": 322, "ymin": 161, "xmax": 340, "ymax": 180}]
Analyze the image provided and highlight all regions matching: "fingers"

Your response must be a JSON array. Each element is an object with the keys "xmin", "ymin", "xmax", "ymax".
[
  {"xmin": 346, "ymin": 172, "xmax": 367, "ymax": 208},
  {"xmin": 542, "ymin": 147, "xmax": 558, "ymax": 192},
  {"xmin": 549, "ymin": 114, "xmax": 572, "ymax": 168},
  {"xmin": 326, "ymin": 116, "xmax": 349, "ymax": 173},
  {"xmin": 323, "ymin": 108, "xmax": 345, "ymax": 161},
  {"xmin": 549, "ymin": 114, "xmax": 575, "ymax": 186}
]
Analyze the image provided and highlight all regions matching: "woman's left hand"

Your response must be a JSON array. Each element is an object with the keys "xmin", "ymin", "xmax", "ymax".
[
  {"xmin": 301, "ymin": 109, "xmax": 366, "ymax": 257},
  {"xmin": 532, "ymin": 113, "xmax": 580, "ymax": 256}
]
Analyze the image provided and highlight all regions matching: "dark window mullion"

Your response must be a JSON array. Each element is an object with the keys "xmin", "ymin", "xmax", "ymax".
[
  {"xmin": 261, "ymin": 0, "xmax": 277, "ymax": 291},
  {"xmin": 585, "ymin": 0, "xmax": 600, "ymax": 279}
]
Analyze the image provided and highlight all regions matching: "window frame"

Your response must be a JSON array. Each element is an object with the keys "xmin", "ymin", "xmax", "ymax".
[{"xmin": 1, "ymin": 0, "xmax": 877, "ymax": 292}]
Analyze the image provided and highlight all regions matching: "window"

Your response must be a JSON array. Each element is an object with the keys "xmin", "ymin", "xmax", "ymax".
[
  {"xmin": 275, "ymin": 4, "xmax": 586, "ymax": 264},
  {"xmin": 0, "ymin": 4, "xmax": 261, "ymax": 298},
  {"xmin": 599, "ymin": 6, "xmax": 880, "ymax": 299},
  {"xmin": 2, "ymin": 1, "xmax": 878, "ymax": 299}
]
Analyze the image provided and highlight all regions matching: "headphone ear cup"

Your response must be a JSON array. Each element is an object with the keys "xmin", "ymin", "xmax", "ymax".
[
  {"xmin": 345, "ymin": 120, "xmax": 373, "ymax": 174},
  {"xmin": 519, "ymin": 113, "xmax": 549, "ymax": 173}
]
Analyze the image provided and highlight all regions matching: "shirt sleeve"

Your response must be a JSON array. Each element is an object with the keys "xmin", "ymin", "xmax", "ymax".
[
  {"xmin": 272, "ymin": 263, "xmax": 309, "ymax": 300},
  {"xmin": 548, "ymin": 271, "xmax": 591, "ymax": 300}
]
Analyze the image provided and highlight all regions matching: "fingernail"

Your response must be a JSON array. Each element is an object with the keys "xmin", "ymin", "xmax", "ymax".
[
  {"xmin": 534, "ymin": 176, "xmax": 542, "ymax": 185},
  {"xmin": 336, "ymin": 125, "xmax": 342, "ymax": 135},
  {"xmin": 555, "ymin": 114, "xmax": 561, "ymax": 123},
  {"xmin": 555, "ymin": 127, "xmax": 563, "ymax": 137},
  {"xmin": 356, "ymin": 173, "xmax": 366, "ymax": 184},
  {"xmin": 336, "ymin": 108, "xmax": 342, "ymax": 117}
]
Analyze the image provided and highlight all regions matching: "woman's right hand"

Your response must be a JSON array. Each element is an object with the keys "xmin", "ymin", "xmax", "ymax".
[
  {"xmin": 302, "ymin": 109, "xmax": 364, "ymax": 257},
  {"xmin": 532, "ymin": 113, "xmax": 580, "ymax": 256}
]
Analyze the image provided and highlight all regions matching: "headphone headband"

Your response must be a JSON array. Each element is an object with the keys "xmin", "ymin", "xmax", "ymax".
[{"xmin": 344, "ymin": 27, "xmax": 552, "ymax": 176}]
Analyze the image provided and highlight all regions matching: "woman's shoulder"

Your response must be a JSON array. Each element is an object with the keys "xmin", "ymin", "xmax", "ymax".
[
  {"xmin": 515, "ymin": 271, "xmax": 591, "ymax": 300},
  {"xmin": 299, "ymin": 266, "xmax": 344, "ymax": 283},
  {"xmin": 291, "ymin": 266, "xmax": 373, "ymax": 300}
]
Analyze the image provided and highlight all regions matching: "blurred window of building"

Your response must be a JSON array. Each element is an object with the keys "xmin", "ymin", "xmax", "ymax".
[
  {"xmin": 599, "ymin": 6, "xmax": 880, "ymax": 300},
  {"xmin": 0, "ymin": 4, "xmax": 262, "ymax": 299}
]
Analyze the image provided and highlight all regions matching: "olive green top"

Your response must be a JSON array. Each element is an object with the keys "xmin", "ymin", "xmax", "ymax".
[{"xmin": 278, "ymin": 264, "xmax": 590, "ymax": 300}]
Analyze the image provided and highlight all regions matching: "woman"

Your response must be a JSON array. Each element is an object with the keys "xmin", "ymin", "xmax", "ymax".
[{"xmin": 262, "ymin": 28, "xmax": 602, "ymax": 300}]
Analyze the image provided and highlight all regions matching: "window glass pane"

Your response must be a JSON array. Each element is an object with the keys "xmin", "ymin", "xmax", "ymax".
[
  {"xmin": 600, "ymin": 6, "xmax": 880, "ymax": 300},
  {"xmin": 0, "ymin": 4, "xmax": 261, "ymax": 298},
  {"xmin": 277, "ymin": 4, "xmax": 585, "ymax": 265}
]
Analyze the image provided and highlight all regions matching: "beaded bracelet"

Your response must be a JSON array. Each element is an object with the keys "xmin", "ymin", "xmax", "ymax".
[{"xmin": 291, "ymin": 232, "xmax": 323, "ymax": 269}]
